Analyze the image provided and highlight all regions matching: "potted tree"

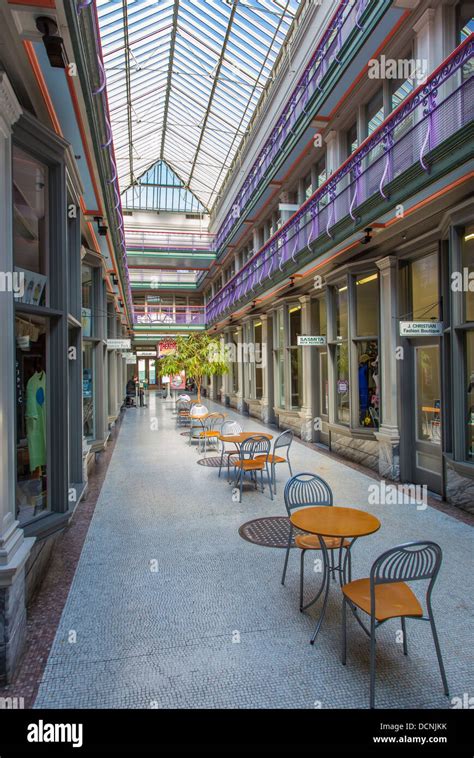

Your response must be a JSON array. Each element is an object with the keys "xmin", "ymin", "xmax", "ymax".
[{"xmin": 157, "ymin": 333, "xmax": 229, "ymax": 404}]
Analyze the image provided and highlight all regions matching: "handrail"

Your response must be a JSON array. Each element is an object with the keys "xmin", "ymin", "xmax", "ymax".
[
  {"xmin": 134, "ymin": 305, "xmax": 206, "ymax": 325},
  {"xmin": 213, "ymin": 0, "xmax": 374, "ymax": 254},
  {"xmin": 206, "ymin": 37, "xmax": 473, "ymax": 325}
]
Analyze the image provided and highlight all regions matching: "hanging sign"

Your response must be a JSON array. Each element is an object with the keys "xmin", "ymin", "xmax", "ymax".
[
  {"xmin": 170, "ymin": 372, "xmax": 186, "ymax": 390},
  {"xmin": 399, "ymin": 322, "xmax": 443, "ymax": 337},
  {"xmin": 158, "ymin": 339, "xmax": 177, "ymax": 357},
  {"xmin": 107, "ymin": 338, "xmax": 131, "ymax": 350},
  {"xmin": 297, "ymin": 335, "xmax": 327, "ymax": 346},
  {"xmin": 136, "ymin": 350, "xmax": 156, "ymax": 357},
  {"xmin": 125, "ymin": 355, "xmax": 137, "ymax": 365}
]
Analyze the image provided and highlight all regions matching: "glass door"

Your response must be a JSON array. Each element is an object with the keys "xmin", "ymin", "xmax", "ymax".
[{"xmin": 414, "ymin": 343, "xmax": 442, "ymax": 492}]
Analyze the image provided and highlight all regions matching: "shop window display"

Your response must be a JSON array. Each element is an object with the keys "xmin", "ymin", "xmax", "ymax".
[
  {"xmin": 357, "ymin": 341, "xmax": 379, "ymax": 428},
  {"xmin": 15, "ymin": 314, "xmax": 49, "ymax": 524},
  {"xmin": 13, "ymin": 146, "xmax": 48, "ymax": 307},
  {"xmin": 83, "ymin": 343, "xmax": 95, "ymax": 440}
]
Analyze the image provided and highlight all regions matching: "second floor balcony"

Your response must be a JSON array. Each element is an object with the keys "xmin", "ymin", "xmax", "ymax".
[
  {"xmin": 133, "ymin": 305, "xmax": 206, "ymax": 327},
  {"xmin": 207, "ymin": 38, "xmax": 473, "ymax": 325}
]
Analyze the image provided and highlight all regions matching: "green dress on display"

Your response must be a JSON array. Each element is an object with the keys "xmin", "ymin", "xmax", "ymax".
[{"xmin": 26, "ymin": 370, "xmax": 46, "ymax": 471}]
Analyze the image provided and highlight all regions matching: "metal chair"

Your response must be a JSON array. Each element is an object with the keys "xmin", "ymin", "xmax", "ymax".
[
  {"xmin": 198, "ymin": 412, "xmax": 225, "ymax": 454},
  {"xmin": 255, "ymin": 429, "xmax": 293, "ymax": 494},
  {"xmin": 281, "ymin": 473, "xmax": 350, "ymax": 611},
  {"xmin": 176, "ymin": 399, "xmax": 191, "ymax": 427},
  {"xmin": 188, "ymin": 405, "xmax": 208, "ymax": 444},
  {"xmin": 232, "ymin": 435, "xmax": 273, "ymax": 502},
  {"xmin": 341, "ymin": 541, "xmax": 449, "ymax": 709},
  {"xmin": 218, "ymin": 420, "xmax": 243, "ymax": 479}
]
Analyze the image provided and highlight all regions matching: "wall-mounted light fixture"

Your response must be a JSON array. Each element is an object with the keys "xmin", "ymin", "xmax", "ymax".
[
  {"xmin": 94, "ymin": 216, "xmax": 108, "ymax": 237},
  {"xmin": 361, "ymin": 227, "xmax": 373, "ymax": 245},
  {"xmin": 36, "ymin": 17, "xmax": 69, "ymax": 69}
]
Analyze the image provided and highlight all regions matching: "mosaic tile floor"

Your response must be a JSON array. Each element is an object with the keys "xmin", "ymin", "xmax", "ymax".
[{"xmin": 35, "ymin": 395, "xmax": 473, "ymax": 709}]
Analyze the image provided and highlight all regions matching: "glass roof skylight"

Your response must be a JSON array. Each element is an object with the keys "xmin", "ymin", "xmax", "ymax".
[
  {"xmin": 97, "ymin": 0, "xmax": 301, "ymax": 211},
  {"xmin": 122, "ymin": 159, "xmax": 206, "ymax": 212}
]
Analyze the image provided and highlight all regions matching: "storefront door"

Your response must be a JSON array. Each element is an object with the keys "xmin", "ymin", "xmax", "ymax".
[{"xmin": 412, "ymin": 342, "xmax": 442, "ymax": 493}]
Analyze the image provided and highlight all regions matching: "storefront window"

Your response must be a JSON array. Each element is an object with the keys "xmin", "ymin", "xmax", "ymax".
[
  {"xmin": 457, "ymin": 2, "xmax": 474, "ymax": 79},
  {"xmin": 13, "ymin": 147, "xmax": 48, "ymax": 307},
  {"xmin": 416, "ymin": 346, "xmax": 441, "ymax": 445},
  {"xmin": 289, "ymin": 306, "xmax": 302, "ymax": 409},
  {"xmin": 320, "ymin": 352, "xmax": 328, "ymax": 416},
  {"xmin": 462, "ymin": 227, "xmax": 474, "ymax": 322},
  {"xmin": 83, "ymin": 343, "xmax": 95, "ymax": 440},
  {"xmin": 355, "ymin": 273, "xmax": 379, "ymax": 428},
  {"xmin": 81, "ymin": 265, "xmax": 93, "ymax": 337},
  {"xmin": 254, "ymin": 321, "xmax": 263, "ymax": 400},
  {"xmin": 356, "ymin": 274, "xmax": 379, "ymax": 336},
  {"xmin": 15, "ymin": 314, "xmax": 49, "ymax": 524},
  {"xmin": 274, "ymin": 310, "xmax": 285, "ymax": 408},
  {"xmin": 317, "ymin": 297, "xmax": 327, "ymax": 336},
  {"xmin": 346, "ymin": 123, "xmax": 358, "ymax": 156},
  {"xmin": 335, "ymin": 284, "xmax": 348, "ymax": 339},
  {"xmin": 335, "ymin": 342, "xmax": 349, "ymax": 424},
  {"xmin": 367, "ymin": 89, "xmax": 384, "ymax": 136},
  {"xmin": 467, "ymin": 332, "xmax": 474, "ymax": 460},
  {"xmin": 411, "ymin": 253, "xmax": 439, "ymax": 320}
]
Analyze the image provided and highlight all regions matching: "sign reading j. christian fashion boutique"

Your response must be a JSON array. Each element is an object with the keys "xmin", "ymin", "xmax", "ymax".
[{"xmin": 399, "ymin": 322, "xmax": 444, "ymax": 337}]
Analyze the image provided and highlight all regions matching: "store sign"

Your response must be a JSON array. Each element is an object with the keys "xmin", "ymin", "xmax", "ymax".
[
  {"xmin": 297, "ymin": 335, "xmax": 327, "ymax": 346},
  {"xmin": 170, "ymin": 372, "xmax": 185, "ymax": 390},
  {"xmin": 125, "ymin": 356, "xmax": 137, "ymax": 365},
  {"xmin": 399, "ymin": 321, "xmax": 443, "ymax": 337},
  {"xmin": 337, "ymin": 380, "xmax": 349, "ymax": 393},
  {"xmin": 107, "ymin": 338, "xmax": 131, "ymax": 350},
  {"xmin": 158, "ymin": 339, "xmax": 177, "ymax": 357},
  {"xmin": 136, "ymin": 350, "xmax": 156, "ymax": 357}
]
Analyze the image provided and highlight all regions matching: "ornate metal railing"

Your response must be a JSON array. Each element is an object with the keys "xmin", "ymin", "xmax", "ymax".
[
  {"xmin": 213, "ymin": 0, "xmax": 377, "ymax": 253},
  {"xmin": 207, "ymin": 38, "xmax": 473, "ymax": 325},
  {"xmin": 134, "ymin": 305, "xmax": 206, "ymax": 326},
  {"xmin": 125, "ymin": 228, "xmax": 214, "ymax": 253}
]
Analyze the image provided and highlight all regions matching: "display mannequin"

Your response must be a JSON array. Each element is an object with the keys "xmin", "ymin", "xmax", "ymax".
[{"xmin": 25, "ymin": 358, "xmax": 46, "ymax": 475}]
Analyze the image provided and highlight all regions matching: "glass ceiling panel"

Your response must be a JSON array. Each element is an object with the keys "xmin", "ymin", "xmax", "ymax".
[{"xmin": 97, "ymin": 0, "xmax": 300, "ymax": 211}]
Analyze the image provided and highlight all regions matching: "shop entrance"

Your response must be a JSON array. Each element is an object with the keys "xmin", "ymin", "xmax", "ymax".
[
  {"xmin": 137, "ymin": 357, "xmax": 159, "ymax": 388},
  {"xmin": 411, "ymin": 341, "xmax": 442, "ymax": 494}
]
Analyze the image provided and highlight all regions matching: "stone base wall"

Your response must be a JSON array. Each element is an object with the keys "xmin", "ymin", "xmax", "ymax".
[
  {"xmin": 0, "ymin": 567, "xmax": 27, "ymax": 686},
  {"xmin": 25, "ymin": 533, "xmax": 60, "ymax": 604},
  {"xmin": 330, "ymin": 432, "xmax": 379, "ymax": 473},
  {"xmin": 445, "ymin": 465, "xmax": 474, "ymax": 514}
]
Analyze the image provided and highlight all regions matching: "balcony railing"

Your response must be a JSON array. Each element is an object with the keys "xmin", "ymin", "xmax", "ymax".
[
  {"xmin": 133, "ymin": 305, "xmax": 206, "ymax": 326},
  {"xmin": 214, "ymin": 0, "xmax": 378, "ymax": 253},
  {"xmin": 130, "ymin": 270, "xmax": 198, "ymax": 286},
  {"xmin": 126, "ymin": 228, "xmax": 214, "ymax": 253},
  {"xmin": 207, "ymin": 38, "xmax": 473, "ymax": 325}
]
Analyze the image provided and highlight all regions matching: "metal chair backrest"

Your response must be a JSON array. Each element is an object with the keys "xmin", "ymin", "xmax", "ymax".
[
  {"xmin": 369, "ymin": 541, "xmax": 443, "ymax": 619},
  {"xmin": 239, "ymin": 435, "xmax": 270, "ymax": 461},
  {"xmin": 283, "ymin": 473, "xmax": 333, "ymax": 516},
  {"xmin": 221, "ymin": 420, "xmax": 243, "ymax": 436},
  {"xmin": 274, "ymin": 429, "xmax": 293, "ymax": 456},
  {"xmin": 177, "ymin": 399, "xmax": 190, "ymax": 411},
  {"xmin": 205, "ymin": 412, "xmax": 225, "ymax": 431},
  {"xmin": 371, "ymin": 541, "xmax": 442, "ymax": 586}
]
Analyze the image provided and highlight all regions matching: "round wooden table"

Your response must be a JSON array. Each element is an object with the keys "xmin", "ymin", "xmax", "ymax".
[{"xmin": 290, "ymin": 506, "xmax": 381, "ymax": 644}]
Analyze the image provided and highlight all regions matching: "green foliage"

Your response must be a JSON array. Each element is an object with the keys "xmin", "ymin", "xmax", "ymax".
[{"xmin": 156, "ymin": 333, "xmax": 229, "ymax": 401}]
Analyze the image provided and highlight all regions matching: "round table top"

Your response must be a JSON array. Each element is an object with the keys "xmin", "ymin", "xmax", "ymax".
[
  {"xmin": 290, "ymin": 506, "xmax": 380, "ymax": 539},
  {"xmin": 190, "ymin": 412, "xmax": 227, "ymax": 420},
  {"xmin": 219, "ymin": 431, "xmax": 273, "ymax": 443}
]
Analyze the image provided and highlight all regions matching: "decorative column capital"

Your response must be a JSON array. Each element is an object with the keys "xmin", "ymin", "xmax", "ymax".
[
  {"xmin": 376, "ymin": 255, "xmax": 398, "ymax": 273},
  {"xmin": 298, "ymin": 294, "xmax": 311, "ymax": 306},
  {"xmin": 412, "ymin": 7, "xmax": 436, "ymax": 34},
  {"xmin": 0, "ymin": 72, "xmax": 22, "ymax": 138}
]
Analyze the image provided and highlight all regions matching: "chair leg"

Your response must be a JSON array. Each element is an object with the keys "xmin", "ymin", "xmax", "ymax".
[
  {"xmin": 266, "ymin": 463, "xmax": 273, "ymax": 501},
  {"xmin": 401, "ymin": 617, "xmax": 408, "ymax": 656},
  {"xmin": 240, "ymin": 468, "xmax": 244, "ymax": 503},
  {"xmin": 288, "ymin": 457, "xmax": 293, "ymax": 477},
  {"xmin": 218, "ymin": 447, "xmax": 224, "ymax": 478},
  {"xmin": 281, "ymin": 529, "xmax": 293, "ymax": 585},
  {"xmin": 341, "ymin": 597, "xmax": 347, "ymax": 665},
  {"xmin": 428, "ymin": 610, "xmax": 449, "ymax": 697},
  {"xmin": 299, "ymin": 549, "xmax": 306, "ymax": 612},
  {"xmin": 272, "ymin": 463, "xmax": 276, "ymax": 495},
  {"xmin": 369, "ymin": 617, "xmax": 376, "ymax": 709}
]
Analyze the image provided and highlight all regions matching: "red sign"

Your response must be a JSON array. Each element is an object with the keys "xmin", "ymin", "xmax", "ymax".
[{"xmin": 158, "ymin": 339, "xmax": 177, "ymax": 357}]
